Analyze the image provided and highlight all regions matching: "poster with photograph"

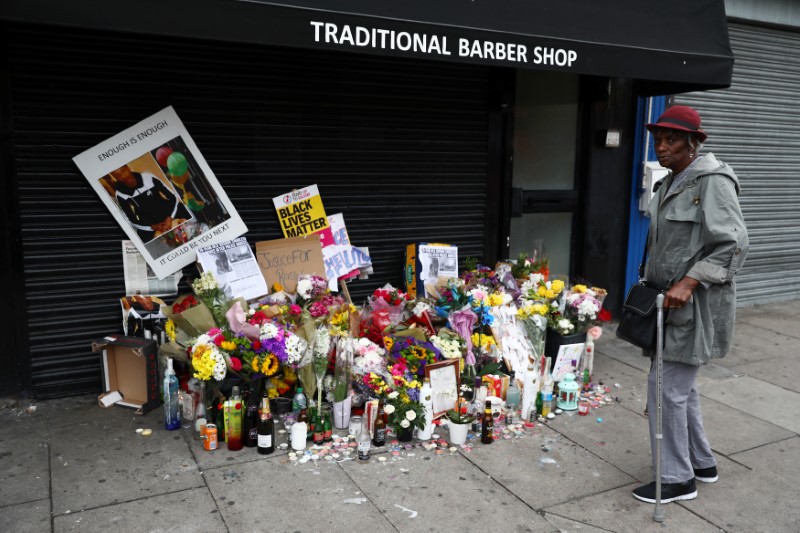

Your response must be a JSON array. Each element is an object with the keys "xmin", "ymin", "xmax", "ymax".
[
  {"xmin": 418, "ymin": 244, "xmax": 458, "ymax": 284},
  {"xmin": 73, "ymin": 106, "xmax": 247, "ymax": 279},
  {"xmin": 197, "ymin": 237, "xmax": 268, "ymax": 301}
]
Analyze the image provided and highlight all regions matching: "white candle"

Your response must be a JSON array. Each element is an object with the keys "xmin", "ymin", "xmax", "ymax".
[{"xmin": 291, "ymin": 422, "xmax": 307, "ymax": 450}]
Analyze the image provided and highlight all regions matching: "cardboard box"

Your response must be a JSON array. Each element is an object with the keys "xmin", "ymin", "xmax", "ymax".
[
  {"xmin": 92, "ymin": 335, "xmax": 160, "ymax": 414},
  {"xmin": 404, "ymin": 243, "xmax": 458, "ymax": 298}
]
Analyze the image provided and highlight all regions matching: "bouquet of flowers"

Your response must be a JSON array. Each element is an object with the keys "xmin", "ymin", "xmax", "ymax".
[
  {"xmin": 510, "ymin": 251, "xmax": 549, "ymax": 281},
  {"xmin": 517, "ymin": 301, "xmax": 549, "ymax": 356},
  {"xmin": 191, "ymin": 271, "xmax": 229, "ymax": 328},
  {"xmin": 384, "ymin": 389, "xmax": 425, "ymax": 433},
  {"xmin": 461, "ymin": 264, "xmax": 504, "ymax": 292},
  {"xmin": 367, "ymin": 284, "xmax": 409, "ymax": 326},
  {"xmin": 188, "ymin": 332, "xmax": 228, "ymax": 382},
  {"xmin": 430, "ymin": 328, "xmax": 465, "ymax": 360},
  {"xmin": 295, "ymin": 274, "xmax": 329, "ymax": 306},
  {"xmin": 162, "ymin": 293, "xmax": 216, "ymax": 338}
]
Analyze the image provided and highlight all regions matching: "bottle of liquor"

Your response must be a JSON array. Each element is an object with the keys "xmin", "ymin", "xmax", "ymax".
[
  {"xmin": 243, "ymin": 385, "xmax": 259, "ymax": 448},
  {"xmin": 215, "ymin": 401, "xmax": 226, "ymax": 442},
  {"xmin": 582, "ymin": 368, "xmax": 591, "ymax": 393},
  {"xmin": 163, "ymin": 358, "xmax": 181, "ymax": 431},
  {"xmin": 257, "ymin": 391, "xmax": 275, "ymax": 455},
  {"xmin": 323, "ymin": 410, "xmax": 333, "ymax": 442},
  {"xmin": 372, "ymin": 399, "xmax": 386, "ymax": 447},
  {"xmin": 535, "ymin": 390, "xmax": 543, "ymax": 418},
  {"xmin": 307, "ymin": 409, "xmax": 318, "ymax": 441},
  {"xmin": 226, "ymin": 386, "xmax": 244, "ymax": 451},
  {"xmin": 480, "ymin": 400, "xmax": 494, "ymax": 444},
  {"xmin": 470, "ymin": 376, "xmax": 484, "ymax": 432},
  {"xmin": 313, "ymin": 409, "xmax": 325, "ymax": 444},
  {"xmin": 357, "ymin": 418, "xmax": 371, "ymax": 461}
]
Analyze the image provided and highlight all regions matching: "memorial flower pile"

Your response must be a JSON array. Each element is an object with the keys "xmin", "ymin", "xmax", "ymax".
[{"xmin": 162, "ymin": 240, "xmax": 612, "ymax": 441}]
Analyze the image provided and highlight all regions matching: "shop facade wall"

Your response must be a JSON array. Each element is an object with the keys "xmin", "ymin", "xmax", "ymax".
[
  {"xmin": 674, "ymin": 20, "xmax": 800, "ymax": 305},
  {"xmin": 0, "ymin": 22, "xmax": 499, "ymax": 398}
]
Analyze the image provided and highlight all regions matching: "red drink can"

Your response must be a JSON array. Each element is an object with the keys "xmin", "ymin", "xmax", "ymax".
[{"xmin": 204, "ymin": 424, "xmax": 218, "ymax": 451}]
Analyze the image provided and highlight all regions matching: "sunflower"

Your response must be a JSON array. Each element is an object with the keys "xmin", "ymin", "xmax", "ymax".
[{"xmin": 261, "ymin": 353, "xmax": 280, "ymax": 377}]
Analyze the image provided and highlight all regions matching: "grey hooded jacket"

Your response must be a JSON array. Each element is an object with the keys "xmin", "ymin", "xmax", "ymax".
[{"xmin": 644, "ymin": 153, "xmax": 749, "ymax": 365}]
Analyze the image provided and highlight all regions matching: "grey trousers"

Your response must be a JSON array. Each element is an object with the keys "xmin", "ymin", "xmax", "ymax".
[{"xmin": 647, "ymin": 360, "xmax": 716, "ymax": 483}]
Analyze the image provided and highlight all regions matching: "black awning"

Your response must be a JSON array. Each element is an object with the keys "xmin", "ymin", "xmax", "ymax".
[{"xmin": 1, "ymin": 0, "xmax": 733, "ymax": 93}]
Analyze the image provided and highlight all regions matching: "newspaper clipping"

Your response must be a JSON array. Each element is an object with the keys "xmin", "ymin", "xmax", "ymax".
[
  {"xmin": 197, "ymin": 237, "xmax": 268, "ymax": 301},
  {"xmin": 122, "ymin": 241, "xmax": 181, "ymax": 296}
]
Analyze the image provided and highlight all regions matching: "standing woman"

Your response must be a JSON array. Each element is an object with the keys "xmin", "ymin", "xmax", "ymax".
[{"xmin": 633, "ymin": 106, "xmax": 749, "ymax": 504}]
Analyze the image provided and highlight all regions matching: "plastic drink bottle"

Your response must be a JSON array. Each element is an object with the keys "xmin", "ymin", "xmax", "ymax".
[{"xmin": 163, "ymin": 358, "xmax": 181, "ymax": 431}]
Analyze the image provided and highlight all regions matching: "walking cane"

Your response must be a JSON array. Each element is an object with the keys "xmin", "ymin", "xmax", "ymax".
[{"xmin": 653, "ymin": 293, "xmax": 665, "ymax": 523}]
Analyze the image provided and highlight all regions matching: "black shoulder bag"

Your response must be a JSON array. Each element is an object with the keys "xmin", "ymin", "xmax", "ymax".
[{"xmin": 616, "ymin": 232, "xmax": 667, "ymax": 351}]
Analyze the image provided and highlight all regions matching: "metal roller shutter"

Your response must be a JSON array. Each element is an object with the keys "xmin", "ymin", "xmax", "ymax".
[
  {"xmin": 675, "ymin": 22, "xmax": 800, "ymax": 305},
  {"xmin": 6, "ymin": 23, "xmax": 493, "ymax": 398}
]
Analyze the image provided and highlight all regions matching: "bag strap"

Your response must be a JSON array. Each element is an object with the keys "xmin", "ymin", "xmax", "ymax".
[{"xmin": 638, "ymin": 229, "xmax": 649, "ymax": 280}]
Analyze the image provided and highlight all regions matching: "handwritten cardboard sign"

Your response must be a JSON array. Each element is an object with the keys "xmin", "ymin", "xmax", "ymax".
[{"xmin": 255, "ymin": 235, "xmax": 325, "ymax": 293}]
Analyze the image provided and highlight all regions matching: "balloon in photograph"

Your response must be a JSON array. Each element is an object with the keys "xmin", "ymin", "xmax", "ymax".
[
  {"xmin": 155, "ymin": 146, "xmax": 173, "ymax": 167},
  {"xmin": 167, "ymin": 152, "xmax": 188, "ymax": 177}
]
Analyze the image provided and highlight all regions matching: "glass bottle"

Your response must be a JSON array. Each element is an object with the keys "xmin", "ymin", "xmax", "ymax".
[
  {"xmin": 243, "ymin": 385, "xmax": 260, "ymax": 448},
  {"xmin": 535, "ymin": 390, "xmax": 543, "ymax": 418},
  {"xmin": 357, "ymin": 418, "xmax": 371, "ymax": 461},
  {"xmin": 226, "ymin": 386, "xmax": 244, "ymax": 451},
  {"xmin": 215, "ymin": 401, "xmax": 226, "ymax": 442},
  {"xmin": 505, "ymin": 381, "xmax": 521, "ymax": 423},
  {"xmin": 582, "ymin": 368, "xmax": 591, "ymax": 392},
  {"xmin": 313, "ymin": 409, "xmax": 325, "ymax": 445},
  {"xmin": 257, "ymin": 391, "xmax": 275, "ymax": 455},
  {"xmin": 372, "ymin": 399, "xmax": 386, "ymax": 447},
  {"xmin": 323, "ymin": 410, "xmax": 333, "ymax": 442},
  {"xmin": 480, "ymin": 400, "xmax": 494, "ymax": 444}
]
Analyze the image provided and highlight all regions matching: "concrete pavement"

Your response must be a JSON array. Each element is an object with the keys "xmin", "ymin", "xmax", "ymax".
[{"xmin": 1, "ymin": 299, "xmax": 799, "ymax": 532}]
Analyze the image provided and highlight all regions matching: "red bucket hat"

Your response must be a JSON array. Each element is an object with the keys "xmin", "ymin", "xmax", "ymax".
[{"xmin": 646, "ymin": 105, "xmax": 708, "ymax": 142}]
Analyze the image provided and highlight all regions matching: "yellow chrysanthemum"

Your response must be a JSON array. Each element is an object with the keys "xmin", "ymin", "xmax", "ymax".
[
  {"xmin": 537, "ymin": 286, "xmax": 547, "ymax": 297},
  {"xmin": 191, "ymin": 346, "xmax": 216, "ymax": 381},
  {"xmin": 572, "ymin": 284, "xmax": 587, "ymax": 293},
  {"xmin": 471, "ymin": 332, "xmax": 496, "ymax": 351},
  {"xmin": 165, "ymin": 319, "xmax": 177, "ymax": 342},
  {"xmin": 551, "ymin": 279, "xmax": 565, "ymax": 293},
  {"xmin": 487, "ymin": 293, "xmax": 505, "ymax": 306},
  {"xmin": 544, "ymin": 290, "xmax": 556, "ymax": 299},
  {"xmin": 221, "ymin": 340, "xmax": 236, "ymax": 351},
  {"xmin": 267, "ymin": 388, "xmax": 279, "ymax": 399},
  {"xmin": 532, "ymin": 303, "xmax": 548, "ymax": 315}
]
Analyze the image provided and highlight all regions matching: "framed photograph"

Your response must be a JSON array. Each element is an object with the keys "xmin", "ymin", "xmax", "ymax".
[{"xmin": 425, "ymin": 359, "xmax": 460, "ymax": 419}]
